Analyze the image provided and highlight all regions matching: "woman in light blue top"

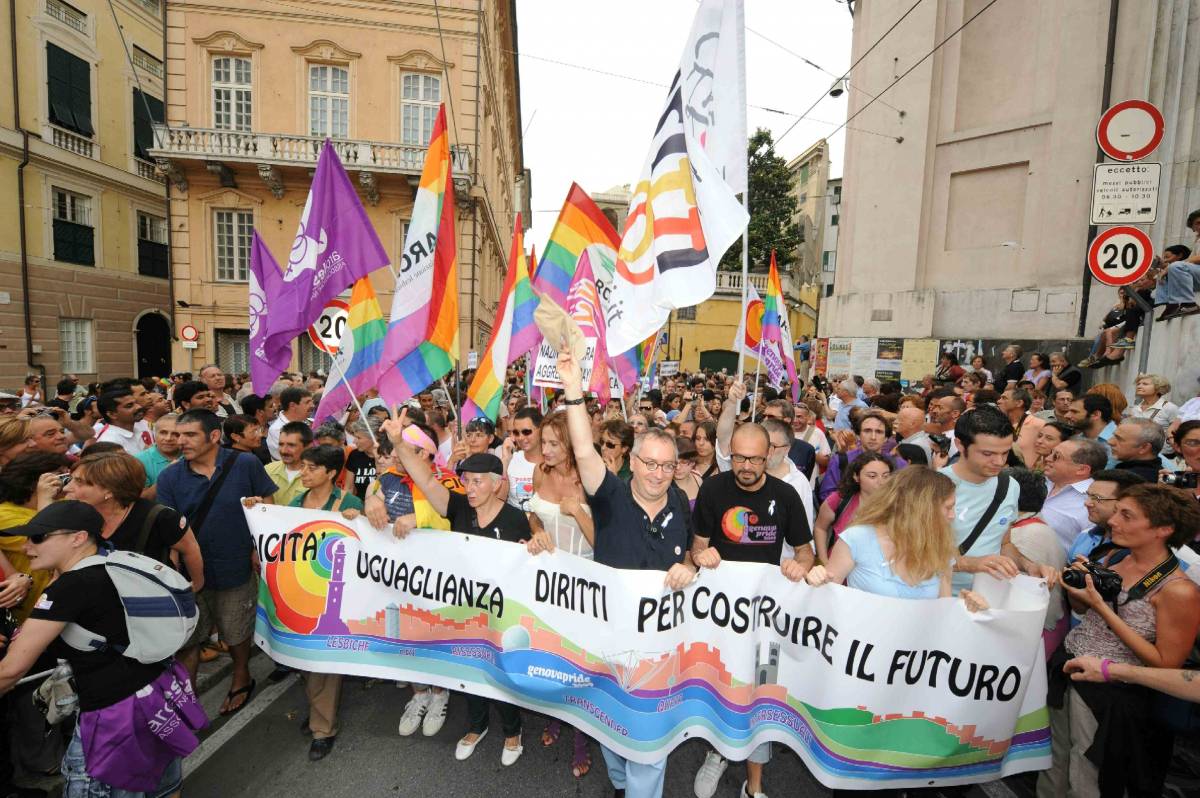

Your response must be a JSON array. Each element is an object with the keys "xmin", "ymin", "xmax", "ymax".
[{"xmin": 807, "ymin": 467, "xmax": 989, "ymax": 610}]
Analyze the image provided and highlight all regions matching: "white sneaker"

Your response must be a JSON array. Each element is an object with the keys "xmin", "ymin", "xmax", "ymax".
[
  {"xmin": 454, "ymin": 727, "xmax": 488, "ymax": 761},
  {"xmin": 500, "ymin": 733, "xmax": 523, "ymax": 766},
  {"xmin": 398, "ymin": 690, "xmax": 431, "ymax": 736},
  {"xmin": 422, "ymin": 689, "xmax": 450, "ymax": 736},
  {"xmin": 694, "ymin": 751, "xmax": 728, "ymax": 798},
  {"xmin": 740, "ymin": 781, "xmax": 767, "ymax": 798}
]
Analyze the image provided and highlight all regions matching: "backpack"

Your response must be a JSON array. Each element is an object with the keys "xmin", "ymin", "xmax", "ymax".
[{"xmin": 60, "ymin": 549, "xmax": 198, "ymax": 665}]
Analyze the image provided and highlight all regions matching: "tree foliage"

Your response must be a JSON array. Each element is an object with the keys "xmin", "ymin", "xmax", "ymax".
[{"xmin": 719, "ymin": 127, "xmax": 801, "ymax": 272}]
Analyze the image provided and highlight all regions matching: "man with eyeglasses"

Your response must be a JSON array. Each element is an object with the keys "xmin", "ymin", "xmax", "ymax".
[
  {"xmin": 1041, "ymin": 439, "xmax": 1109, "ymax": 550},
  {"xmin": 501, "ymin": 407, "xmax": 544, "ymax": 510},
  {"xmin": 690, "ymin": 422, "xmax": 813, "ymax": 798},
  {"xmin": 549, "ymin": 349, "xmax": 694, "ymax": 798},
  {"xmin": 1066, "ymin": 470, "xmax": 1146, "ymax": 565}
]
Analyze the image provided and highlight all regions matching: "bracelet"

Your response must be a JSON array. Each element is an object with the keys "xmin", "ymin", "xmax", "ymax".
[
  {"xmin": 561, "ymin": 396, "xmax": 585, "ymax": 406},
  {"xmin": 1100, "ymin": 658, "xmax": 1113, "ymax": 682}
]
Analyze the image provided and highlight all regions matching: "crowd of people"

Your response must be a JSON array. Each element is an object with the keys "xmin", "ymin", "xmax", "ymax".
[{"xmin": 0, "ymin": 342, "xmax": 1197, "ymax": 798}]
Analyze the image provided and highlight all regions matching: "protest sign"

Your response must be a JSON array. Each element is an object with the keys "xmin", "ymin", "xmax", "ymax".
[
  {"xmin": 249, "ymin": 506, "xmax": 1050, "ymax": 789},
  {"xmin": 531, "ymin": 338, "xmax": 597, "ymax": 389}
]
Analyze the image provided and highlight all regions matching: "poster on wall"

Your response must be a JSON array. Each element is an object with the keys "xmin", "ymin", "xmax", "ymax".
[
  {"xmin": 811, "ymin": 338, "xmax": 829, "ymax": 377},
  {"xmin": 826, "ymin": 338, "xmax": 852, "ymax": 378},
  {"xmin": 849, "ymin": 338, "xmax": 879, "ymax": 380},
  {"xmin": 875, "ymin": 338, "xmax": 903, "ymax": 381},
  {"xmin": 901, "ymin": 339, "xmax": 942, "ymax": 383}
]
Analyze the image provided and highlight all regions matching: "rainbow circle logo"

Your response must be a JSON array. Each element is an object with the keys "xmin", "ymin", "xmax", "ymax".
[
  {"xmin": 742, "ymin": 299, "xmax": 765, "ymax": 349},
  {"xmin": 721, "ymin": 507, "xmax": 757, "ymax": 543},
  {"xmin": 263, "ymin": 519, "xmax": 359, "ymax": 634}
]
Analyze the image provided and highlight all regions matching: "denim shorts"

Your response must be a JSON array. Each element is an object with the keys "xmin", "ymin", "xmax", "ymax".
[{"xmin": 63, "ymin": 723, "xmax": 183, "ymax": 798}]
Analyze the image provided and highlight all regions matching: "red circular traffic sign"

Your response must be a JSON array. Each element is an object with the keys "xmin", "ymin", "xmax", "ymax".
[
  {"xmin": 180, "ymin": 324, "xmax": 198, "ymax": 342},
  {"xmin": 1096, "ymin": 100, "xmax": 1164, "ymax": 162},
  {"xmin": 308, "ymin": 299, "xmax": 350, "ymax": 354},
  {"xmin": 1087, "ymin": 226, "xmax": 1153, "ymax": 286}
]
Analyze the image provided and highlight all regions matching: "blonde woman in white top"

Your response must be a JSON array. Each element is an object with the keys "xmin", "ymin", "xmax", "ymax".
[
  {"xmin": 1129, "ymin": 373, "xmax": 1179, "ymax": 432},
  {"xmin": 522, "ymin": 411, "xmax": 595, "ymax": 777}
]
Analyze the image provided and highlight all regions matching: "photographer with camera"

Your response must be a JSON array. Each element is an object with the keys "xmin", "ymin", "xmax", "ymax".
[
  {"xmin": 1040, "ymin": 484, "xmax": 1200, "ymax": 798},
  {"xmin": 1163, "ymin": 419, "xmax": 1200, "ymax": 497}
]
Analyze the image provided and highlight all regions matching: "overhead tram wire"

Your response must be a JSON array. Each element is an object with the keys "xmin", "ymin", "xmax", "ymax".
[
  {"xmin": 825, "ymin": 0, "xmax": 1001, "ymax": 139},
  {"xmin": 775, "ymin": 0, "xmax": 926, "ymax": 146}
]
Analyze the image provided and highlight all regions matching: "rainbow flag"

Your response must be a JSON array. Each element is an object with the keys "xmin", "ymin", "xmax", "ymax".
[
  {"xmin": 766, "ymin": 251, "xmax": 799, "ymax": 400},
  {"xmin": 532, "ymin": 183, "xmax": 620, "ymax": 308},
  {"xmin": 462, "ymin": 216, "xmax": 536, "ymax": 423},
  {"xmin": 313, "ymin": 277, "xmax": 387, "ymax": 423},
  {"xmin": 378, "ymin": 105, "xmax": 459, "ymax": 405}
]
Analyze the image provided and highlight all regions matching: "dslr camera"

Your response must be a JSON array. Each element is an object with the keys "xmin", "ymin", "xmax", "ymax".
[
  {"xmin": 1062, "ymin": 562, "xmax": 1123, "ymax": 603},
  {"xmin": 1161, "ymin": 471, "xmax": 1199, "ymax": 490}
]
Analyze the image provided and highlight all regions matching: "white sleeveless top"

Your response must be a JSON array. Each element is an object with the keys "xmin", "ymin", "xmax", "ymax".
[{"xmin": 528, "ymin": 493, "xmax": 593, "ymax": 559}]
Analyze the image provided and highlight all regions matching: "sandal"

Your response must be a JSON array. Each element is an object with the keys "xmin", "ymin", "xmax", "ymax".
[
  {"xmin": 571, "ymin": 730, "xmax": 591, "ymax": 778},
  {"xmin": 541, "ymin": 719, "xmax": 562, "ymax": 747},
  {"xmin": 219, "ymin": 678, "xmax": 256, "ymax": 716}
]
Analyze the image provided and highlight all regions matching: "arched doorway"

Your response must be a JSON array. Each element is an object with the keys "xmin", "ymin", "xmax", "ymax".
[{"xmin": 135, "ymin": 312, "xmax": 171, "ymax": 379}]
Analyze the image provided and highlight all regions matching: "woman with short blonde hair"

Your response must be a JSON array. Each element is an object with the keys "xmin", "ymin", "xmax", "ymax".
[
  {"xmin": 0, "ymin": 417, "xmax": 32, "ymax": 468},
  {"xmin": 1129, "ymin": 373, "xmax": 1178, "ymax": 432}
]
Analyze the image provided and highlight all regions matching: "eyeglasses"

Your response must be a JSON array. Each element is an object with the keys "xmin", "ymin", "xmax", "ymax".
[
  {"xmin": 638, "ymin": 406, "xmax": 653, "ymax": 413},
  {"xmin": 601, "ymin": 440, "xmax": 620, "ymax": 449},
  {"xmin": 27, "ymin": 530, "xmax": 77, "ymax": 545},
  {"xmin": 768, "ymin": 442, "xmax": 788, "ymax": 451},
  {"xmin": 512, "ymin": 428, "xmax": 535, "ymax": 437},
  {"xmin": 1180, "ymin": 439, "xmax": 1200, "ymax": 449},
  {"xmin": 730, "ymin": 454, "xmax": 767, "ymax": 466},
  {"xmin": 1085, "ymin": 493, "xmax": 1118, "ymax": 503},
  {"xmin": 634, "ymin": 454, "xmax": 677, "ymax": 474}
]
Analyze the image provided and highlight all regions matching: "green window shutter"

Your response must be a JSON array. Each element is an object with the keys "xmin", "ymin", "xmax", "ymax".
[
  {"xmin": 69, "ymin": 51, "xmax": 92, "ymax": 136},
  {"xmin": 133, "ymin": 89, "xmax": 165, "ymax": 159},
  {"xmin": 47, "ymin": 44, "xmax": 74, "ymax": 131}
]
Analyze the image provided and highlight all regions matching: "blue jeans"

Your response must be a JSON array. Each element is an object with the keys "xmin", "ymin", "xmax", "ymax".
[
  {"xmin": 62, "ymin": 723, "xmax": 182, "ymax": 798},
  {"xmin": 600, "ymin": 745, "xmax": 667, "ymax": 798},
  {"xmin": 1155, "ymin": 262, "xmax": 1200, "ymax": 305}
]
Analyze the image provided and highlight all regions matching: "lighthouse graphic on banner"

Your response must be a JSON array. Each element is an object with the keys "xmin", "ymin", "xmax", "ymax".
[{"xmin": 313, "ymin": 541, "xmax": 350, "ymax": 635}]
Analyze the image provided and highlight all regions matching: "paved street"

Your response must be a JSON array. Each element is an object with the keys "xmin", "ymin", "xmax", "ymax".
[{"xmin": 181, "ymin": 652, "xmax": 1023, "ymax": 798}]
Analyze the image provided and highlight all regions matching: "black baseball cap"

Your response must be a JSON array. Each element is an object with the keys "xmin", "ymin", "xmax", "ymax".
[
  {"xmin": 455, "ymin": 453, "xmax": 504, "ymax": 476},
  {"xmin": 5, "ymin": 500, "xmax": 103, "ymax": 539}
]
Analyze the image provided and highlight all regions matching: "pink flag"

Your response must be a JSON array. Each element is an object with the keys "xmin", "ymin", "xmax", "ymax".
[{"xmin": 566, "ymin": 251, "xmax": 614, "ymax": 398}]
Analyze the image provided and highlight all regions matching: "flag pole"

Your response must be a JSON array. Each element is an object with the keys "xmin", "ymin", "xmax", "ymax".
[
  {"xmin": 750, "ymin": 353, "xmax": 762, "ymax": 423},
  {"xmin": 736, "ymin": 188, "xmax": 750, "ymax": 382},
  {"xmin": 326, "ymin": 355, "xmax": 372, "ymax": 433}
]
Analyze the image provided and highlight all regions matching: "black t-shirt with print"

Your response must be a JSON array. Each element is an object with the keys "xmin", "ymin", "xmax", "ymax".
[
  {"xmin": 692, "ymin": 471, "xmax": 812, "ymax": 565},
  {"xmin": 29, "ymin": 565, "xmax": 165, "ymax": 711},
  {"xmin": 345, "ymin": 450, "xmax": 376, "ymax": 501},
  {"xmin": 107, "ymin": 499, "xmax": 187, "ymax": 566},
  {"xmin": 445, "ymin": 491, "xmax": 531, "ymax": 543}
]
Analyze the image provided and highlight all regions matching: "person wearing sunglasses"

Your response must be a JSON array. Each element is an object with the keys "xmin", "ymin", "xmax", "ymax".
[
  {"xmin": 464, "ymin": 418, "xmax": 499, "ymax": 456},
  {"xmin": 690, "ymin": 422, "xmax": 814, "ymax": 798},
  {"xmin": 0, "ymin": 501, "xmax": 192, "ymax": 798},
  {"xmin": 543, "ymin": 348, "xmax": 695, "ymax": 798},
  {"xmin": 499, "ymin": 407, "xmax": 543, "ymax": 511},
  {"xmin": 598, "ymin": 420, "xmax": 633, "ymax": 480}
]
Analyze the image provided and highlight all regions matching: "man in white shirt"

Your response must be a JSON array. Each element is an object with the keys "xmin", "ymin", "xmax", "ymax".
[
  {"xmin": 95, "ymin": 388, "xmax": 154, "ymax": 455},
  {"xmin": 501, "ymin": 407, "xmax": 544, "ymax": 510},
  {"xmin": 267, "ymin": 387, "xmax": 314, "ymax": 461},
  {"xmin": 764, "ymin": 419, "xmax": 814, "ymax": 528},
  {"xmin": 791, "ymin": 401, "xmax": 830, "ymax": 479},
  {"xmin": 1041, "ymin": 439, "xmax": 1108, "ymax": 550},
  {"xmin": 200, "ymin": 364, "xmax": 241, "ymax": 418}
]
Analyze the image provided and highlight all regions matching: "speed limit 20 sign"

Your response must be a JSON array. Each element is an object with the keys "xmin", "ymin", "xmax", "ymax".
[
  {"xmin": 1087, "ymin": 226, "xmax": 1153, "ymax": 287},
  {"xmin": 308, "ymin": 298, "xmax": 350, "ymax": 354}
]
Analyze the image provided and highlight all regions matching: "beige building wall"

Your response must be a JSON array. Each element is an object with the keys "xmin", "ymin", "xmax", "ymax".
[
  {"xmin": 151, "ymin": 0, "xmax": 526, "ymax": 377},
  {"xmin": 823, "ymin": 0, "xmax": 1199, "ymax": 341},
  {"xmin": 786, "ymin": 138, "xmax": 830, "ymax": 286},
  {"xmin": 0, "ymin": 0, "xmax": 172, "ymax": 386}
]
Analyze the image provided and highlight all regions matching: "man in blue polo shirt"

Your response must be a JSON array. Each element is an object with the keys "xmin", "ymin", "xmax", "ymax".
[
  {"xmin": 157, "ymin": 408, "xmax": 277, "ymax": 716},
  {"xmin": 531, "ymin": 349, "xmax": 695, "ymax": 798}
]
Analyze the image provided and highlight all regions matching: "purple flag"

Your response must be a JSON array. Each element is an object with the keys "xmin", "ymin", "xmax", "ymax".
[
  {"xmin": 261, "ymin": 140, "xmax": 390, "ymax": 376},
  {"xmin": 249, "ymin": 232, "xmax": 289, "ymax": 394}
]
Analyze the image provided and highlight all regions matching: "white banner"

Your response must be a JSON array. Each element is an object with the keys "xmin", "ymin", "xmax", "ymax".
[
  {"xmin": 248, "ymin": 506, "xmax": 1051, "ymax": 789},
  {"xmin": 532, "ymin": 338, "xmax": 598, "ymax": 389}
]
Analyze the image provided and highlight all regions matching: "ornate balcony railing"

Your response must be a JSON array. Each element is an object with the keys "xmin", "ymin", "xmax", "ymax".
[
  {"xmin": 50, "ymin": 125, "xmax": 94, "ymax": 159},
  {"xmin": 148, "ymin": 125, "xmax": 472, "ymax": 176}
]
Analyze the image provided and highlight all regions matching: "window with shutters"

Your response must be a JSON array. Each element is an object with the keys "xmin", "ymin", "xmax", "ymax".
[
  {"xmin": 214, "ymin": 209, "xmax": 252, "ymax": 282},
  {"xmin": 298, "ymin": 335, "xmax": 326, "ymax": 375},
  {"xmin": 215, "ymin": 329, "xmax": 249, "ymax": 374},
  {"xmin": 132, "ymin": 89, "xmax": 164, "ymax": 161},
  {"xmin": 400, "ymin": 73, "xmax": 440, "ymax": 145},
  {"xmin": 46, "ymin": 43, "xmax": 93, "ymax": 137},
  {"xmin": 212, "ymin": 56, "xmax": 252, "ymax": 131},
  {"xmin": 51, "ymin": 187, "xmax": 94, "ymax": 266},
  {"xmin": 676, "ymin": 306, "xmax": 697, "ymax": 321},
  {"xmin": 309, "ymin": 64, "xmax": 349, "ymax": 138},
  {"xmin": 137, "ymin": 212, "xmax": 168, "ymax": 278},
  {"xmin": 59, "ymin": 319, "xmax": 94, "ymax": 372}
]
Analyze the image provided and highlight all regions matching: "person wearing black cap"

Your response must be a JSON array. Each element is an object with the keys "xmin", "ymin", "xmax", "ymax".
[
  {"xmin": 0, "ymin": 501, "xmax": 183, "ymax": 797},
  {"xmin": 384, "ymin": 423, "xmax": 530, "ymax": 767}
]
